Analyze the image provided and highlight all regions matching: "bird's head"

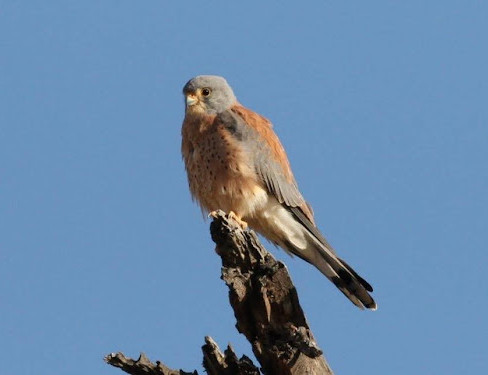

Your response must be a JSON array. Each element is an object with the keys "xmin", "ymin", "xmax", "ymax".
[{"xmin": 183, "ymin": 75, "xmax": 237, "ymax": 115}]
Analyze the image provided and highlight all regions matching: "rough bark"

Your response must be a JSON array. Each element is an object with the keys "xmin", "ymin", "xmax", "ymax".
[
  {"xmin": 105, "ymin": 210, "xmax": 334, "ymax": 375},
  {"xmin": 202, "ymin": 336, "xmax": 261, "ymax": 375},
  {"xmin": 104, "ymin": 352, "xmax": 196, "ymax": 375}
]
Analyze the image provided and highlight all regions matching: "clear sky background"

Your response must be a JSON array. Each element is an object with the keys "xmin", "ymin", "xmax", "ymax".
[{"xmin": 1, "ymin": 1, "xmax": 487, "ymax": 374}]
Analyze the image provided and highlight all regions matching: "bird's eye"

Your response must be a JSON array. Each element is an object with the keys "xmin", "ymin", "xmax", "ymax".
[{"xmin": 201, "ymin": 88, "xmax": 211, "ymax": 97}]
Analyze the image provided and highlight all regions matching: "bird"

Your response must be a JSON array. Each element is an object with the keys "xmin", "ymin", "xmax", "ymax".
[{"xmin": 181, "ymin": 75, "xmax": 376, "ymax": 310}]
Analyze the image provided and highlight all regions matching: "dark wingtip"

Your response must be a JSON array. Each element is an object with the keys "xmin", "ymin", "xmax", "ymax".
[
  {"xmin": 335, "ymin": 268, "xmax": 377, "ymax": 310},
  {"xmin": 360, "ymin": 277, "xmax": 374, "ymax": 292},
  {"xmin": 338, "ymin": 257, "xmax": 374, "ymax": 292}
]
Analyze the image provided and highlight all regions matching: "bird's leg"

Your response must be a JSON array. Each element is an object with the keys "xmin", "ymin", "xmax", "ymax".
[
  {"xmin": 208, "ymin": 210, "xmax": 248, "ymax": 229},
  {"xmin": 228, "ymin": 211, "xmax": 248, "ymax": 229}
]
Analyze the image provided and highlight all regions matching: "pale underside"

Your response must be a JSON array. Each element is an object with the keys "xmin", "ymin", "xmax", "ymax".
[
  {"xmin": 181, "ymin": 104, "xmax": 376, "ymax": 310},
  {"xmin": 182, "ymin": 113, "xmax": 307, "ymax": 253}
]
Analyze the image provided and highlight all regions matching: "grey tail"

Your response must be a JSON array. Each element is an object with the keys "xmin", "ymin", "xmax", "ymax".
[
  {"xmin": 303, "ymin": 237, "xmax": 377, "ymax": 310},
  {"xmin": 287, "ymin": 207, "xmax": 377, "ymax": 310}
]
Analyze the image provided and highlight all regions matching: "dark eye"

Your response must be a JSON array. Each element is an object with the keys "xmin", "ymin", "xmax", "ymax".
[{"xmin": 201, "ymin": 88, "xmax": 211, "ymax": 97}]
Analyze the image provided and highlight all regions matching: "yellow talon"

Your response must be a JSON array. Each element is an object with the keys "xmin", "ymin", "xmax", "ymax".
[
  {"xmin": 208, "ymin": 210, "xmax": 220, "ymax": 219},
  {"xmin": 228, "ymin": 211, "xmax": 248, "ymax": 229}
]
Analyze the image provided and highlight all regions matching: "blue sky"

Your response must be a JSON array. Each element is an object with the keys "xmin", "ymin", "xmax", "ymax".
[{"xmin": 1, "ymin": 1, "xmax": 487, "ymax": 374}]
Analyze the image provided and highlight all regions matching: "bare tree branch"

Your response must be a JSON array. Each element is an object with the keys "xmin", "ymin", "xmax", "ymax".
[
  {"xmin": 209, "ymin": 210, "xmax": 333, "ymax": 375},
  {"xmin": 202, "ymin": 336, "xmax": 260, "ymax": 375},
  {"xmin": 105, "ymin": 210, "xmax": 334, "ymax": 375},
  {"xmin": 104, "ymin": 352, "xmax": 196, "ymax": 375}
]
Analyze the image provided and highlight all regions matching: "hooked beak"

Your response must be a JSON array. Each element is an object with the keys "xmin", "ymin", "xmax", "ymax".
[{"xmin": 185, "ymin": 94, "xmax": 198, "ymax": 107}]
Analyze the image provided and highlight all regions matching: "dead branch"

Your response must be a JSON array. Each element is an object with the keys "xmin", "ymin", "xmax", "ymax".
[{"xmin": 105, "ymin": 210, "xmax": 334, "ymax": 375}]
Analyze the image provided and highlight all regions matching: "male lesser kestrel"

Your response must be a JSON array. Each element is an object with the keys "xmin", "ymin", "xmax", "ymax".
[{"xmin": 181, "ymin": 75, "xmax": 376, "ymax": 310}]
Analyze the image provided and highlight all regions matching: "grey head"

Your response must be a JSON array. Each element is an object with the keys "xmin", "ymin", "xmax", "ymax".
[{"xmin": 183, "ymin": 75, "xmax": 237, "ymax": 115}]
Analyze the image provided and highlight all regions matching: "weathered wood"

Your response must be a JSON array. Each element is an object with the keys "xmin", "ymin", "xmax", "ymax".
[
  {"xmin": 105, "ymin": 211, "xmax": 334, "ymax": 375},
  {"xmin": 210, "ymin": 210, "xmax": 333, "ymax": 375},
  {"xmin": 202, "ymin": 336, "xmax": 260, "ymax": 375},
  {"xmin": 104, "ymin": 352, "xmax": 196, "ymax": 375}
]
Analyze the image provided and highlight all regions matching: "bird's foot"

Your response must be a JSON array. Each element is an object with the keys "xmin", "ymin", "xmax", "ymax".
[
  {"xmin": 208, "ymin": 210, "xmax": 248, "ymax": 229},
  {"xmin": 208, "ymin": 210, "xmax": 222, "ymax": 219},
  {"xmin": 228, "ymin": 211, "xmax": 248, "ymax": 229}
]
